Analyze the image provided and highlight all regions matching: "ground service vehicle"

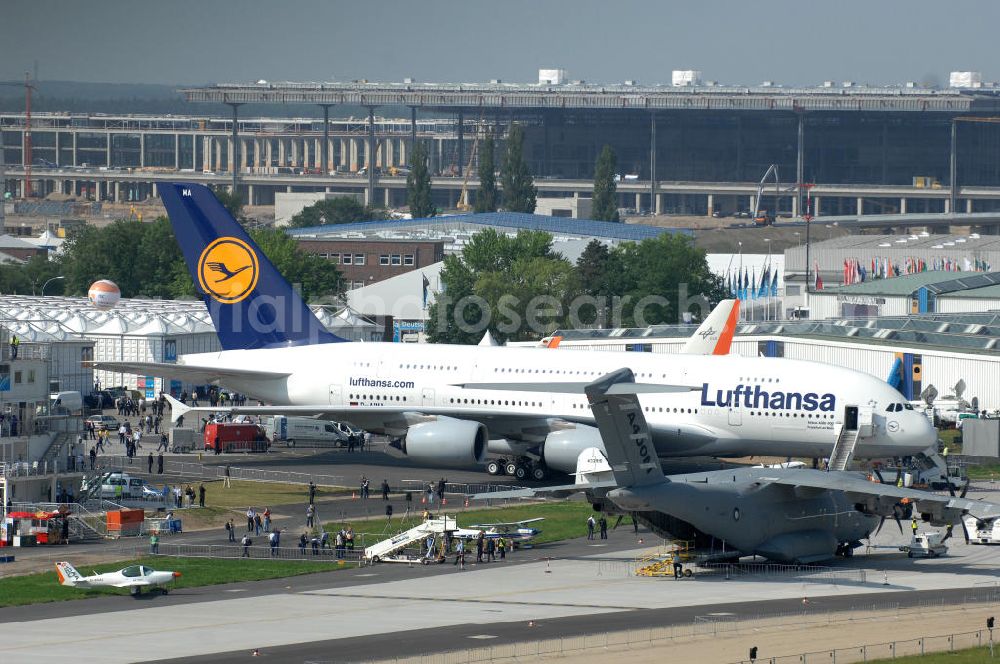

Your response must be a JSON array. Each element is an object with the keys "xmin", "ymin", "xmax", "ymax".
[
  {"xmin": 85, "ymin": 414, "xmax": 119, "ymax": 431},
  {"xmin": 267, "ymin": 415, "xmax": 348, "ymax": 447},
  {"xmin": 203, "ymin": 422, "xmax": 269, "ymax": 453}
]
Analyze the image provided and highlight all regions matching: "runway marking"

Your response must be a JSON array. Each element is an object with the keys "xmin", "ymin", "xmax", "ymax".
[
  {"xmin": 355, "ymin": 574, "xmax": 379, "ymax": 577},
  {"xmin": 224, "ymin": 589, "xmax": 248, "ymax": 593},
  {"xmin": 300, "ymin": 592, "xmax": 640, "ymax": 610},
  {"xmin": 468, "ymin": 635, "xmax": 497, "ymax": 639}
]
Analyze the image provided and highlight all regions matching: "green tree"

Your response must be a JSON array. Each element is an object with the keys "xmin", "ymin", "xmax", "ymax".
[
  {"xmin": 500, "ymin": 124, "xmax": 536, "ymax": 213},
  {"xmin": 0, "ymin": 255, "xmax": 63, "ymax": 295},
  {"xmin": 407, "ymin": 141, "xmax": 435, "ymax": 218},
  {"xmin": 592, "ymin": 145, "xmax": 620, "ymax": 222},
  {"xmin": 249, "ymin": 227, "xmax": 343, "ymax": 300},
  {"xmin": 211, "ymin": 186, "xmax": 245, "ymax": 222},
  {"xmin": 426, "ymin": 228, "xmax": 579, "ymax": 344},
  {"xmin": 607, "ymin": 234, "xmax": 725, "ymax": 327},
  {"xmin": 474, "ymin": 134, "xmax": 498, "ymax": 213},
  {"xmin": 288, "ymin": 197, "xmax": 387, "ymax": 229}
]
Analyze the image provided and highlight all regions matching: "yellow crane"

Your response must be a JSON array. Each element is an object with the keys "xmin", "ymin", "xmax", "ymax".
[{"xmin": 457, "ymin": 109, "xmax": 485, "ymax": 211}]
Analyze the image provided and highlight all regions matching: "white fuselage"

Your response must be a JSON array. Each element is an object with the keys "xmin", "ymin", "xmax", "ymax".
[{"xmin": 178, "ymin": 342, "xmax": 936, "ymax": 460}]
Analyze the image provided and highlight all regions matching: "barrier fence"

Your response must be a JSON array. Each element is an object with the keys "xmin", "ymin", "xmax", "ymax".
[
  {"xmin": 90, "ymin": 455, "xmax": 346, "ymax": 487},
  {"xmin": 115, "ymin": 540, "xmax": 366, "ymax": 563}
]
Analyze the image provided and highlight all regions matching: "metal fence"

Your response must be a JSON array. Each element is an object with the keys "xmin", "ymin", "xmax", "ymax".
[
  {"xmin": 93, "ymin": 455, "xmax": 346, "ymax": 487},
  {"xmin": 116, "ymin": 540, "xmax": 366, "ymax": 563}
]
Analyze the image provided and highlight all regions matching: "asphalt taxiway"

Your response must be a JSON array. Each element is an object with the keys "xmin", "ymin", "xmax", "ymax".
[{"xmin": 1, "ymin": 506, "xmax": 999, "ymax": 663}]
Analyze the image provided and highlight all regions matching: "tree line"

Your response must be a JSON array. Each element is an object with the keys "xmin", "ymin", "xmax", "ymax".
[{"xmin": 427, "ymin": 230, "xmax": 724, "ymax": 345}]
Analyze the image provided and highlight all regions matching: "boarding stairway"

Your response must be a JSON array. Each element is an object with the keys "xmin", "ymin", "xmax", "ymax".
[
  {"xmin": 364, "ymin": 517, "xmax": 457, "ymax": 563},
  {"xmin": 828, "ymin": 426, "xmax": 860, "ymax": 472}
]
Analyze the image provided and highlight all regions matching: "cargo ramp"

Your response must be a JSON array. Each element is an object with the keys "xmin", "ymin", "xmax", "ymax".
[{"xmin": 364, "ymin": 517, "xmax": 456, "ymax": 564}]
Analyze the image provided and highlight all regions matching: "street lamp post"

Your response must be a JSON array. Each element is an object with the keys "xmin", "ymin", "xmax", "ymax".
[{"xmin": 40, "ymin": 275, "xmax": 65, "ymax": 296}]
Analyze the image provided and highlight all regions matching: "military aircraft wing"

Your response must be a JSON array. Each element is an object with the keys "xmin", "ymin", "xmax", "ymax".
[
  {"xmin": 760, "ymin": 470, "xmax": 1000, "ymax": 521},
  {"xmin": 474, "ymin": 481, "xmax": 616, "ymax": 501}
]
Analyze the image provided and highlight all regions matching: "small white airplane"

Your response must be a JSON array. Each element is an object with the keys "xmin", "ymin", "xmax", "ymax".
[
  {"xmin": 56, "ymin": 561, "xmax": 181, "ymax": 596},
  {"xmin": 464, "ymin": 517, "xmax": 544, "ymax": 543}
]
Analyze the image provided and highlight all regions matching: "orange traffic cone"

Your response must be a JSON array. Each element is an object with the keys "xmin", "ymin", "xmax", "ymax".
[
  {"xmin": 442, "ymin": 498, "xmax": 447, "ymax": 505},
  {"xmin": 352, "ymin": 491, "xmax": 357, "ymax": 500},
  {"xmin": 421, "ymin": 496, "xmax": 426, "ymax": 504},
  {"xmin": 464, "ymin": 498, "xmax": 470, "ymax": 508}
]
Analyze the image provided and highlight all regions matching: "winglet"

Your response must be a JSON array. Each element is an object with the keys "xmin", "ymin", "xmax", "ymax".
[{"xmin": 680, "ymin": 299, "xmax": 740, "ymax": 355}]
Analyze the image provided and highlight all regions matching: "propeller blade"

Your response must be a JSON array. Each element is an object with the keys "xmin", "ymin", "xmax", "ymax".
[
  {"xmin": 960, "ymin": 520, "xmax": 971, "ymax": 544},
  {"xmin": 941, "ymin": 524, "xmax": 953, "ymax": 543},
  {"xmin": 960, "ymin": 481, "xmax": 970, "ymax": 499},
  {"xmin": 894, "ymin": 516, "xmax": 903, "ymax": 535},
  {"xmin": 873, "ymin": 467, "xmax": 885, "ymax": 484},
  {"xmin": 873, "ymin": 516, "xmax": 886, "ymax": 538},
  {"xmin": 612, "ymin": 515, "xmax": 624, "ymax": 531}
]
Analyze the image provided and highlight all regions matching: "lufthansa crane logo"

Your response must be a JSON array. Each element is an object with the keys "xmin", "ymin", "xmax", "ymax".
[{"xmin": 197, "ymin": 237, "xmax": 259, "ymax": 304}]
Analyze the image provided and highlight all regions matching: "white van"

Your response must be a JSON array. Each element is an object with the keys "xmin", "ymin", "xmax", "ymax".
[
  {"xmin": 99, "ymin": 473, "xmax": 145, "ymax": 500},
  {"xmin": 267, "ymin": 416, "xmax": 348, "ymax": 448}
]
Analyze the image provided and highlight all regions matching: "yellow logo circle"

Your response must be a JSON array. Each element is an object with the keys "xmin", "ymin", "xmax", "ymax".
[{"xmin": 197, "ymin": 237, "xmax": 259, "ymax": 304}]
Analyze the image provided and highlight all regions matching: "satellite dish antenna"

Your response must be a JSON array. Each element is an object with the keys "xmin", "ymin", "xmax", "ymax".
[
  {"xmin": 953, "ymin": 379, "xmax": 966, "ymax": 398},
  {"xmin": 921, "ymin": 385, "xmax": 938, "ymax": 405}
]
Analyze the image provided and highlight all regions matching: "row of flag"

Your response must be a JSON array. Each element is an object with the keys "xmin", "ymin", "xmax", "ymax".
[
  {"xmin": 842, "ymin": 255, "xmax": 994, "ymax": 286},
  {"xmin": 726, "ymin": 265, "xmax": 780, "ymax": 300}
]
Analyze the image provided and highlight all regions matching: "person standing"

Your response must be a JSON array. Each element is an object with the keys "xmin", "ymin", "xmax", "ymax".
[
  {"xmin": 246, "ymin": 507, "xmax": 255, "ymax": 532},
  {"xmin": 476, "ymin": 531, "xmax": 485, "ymax": 563},
  {"xmin": 147, "ymin": 452, "xmax": 154, "ymax": 474},
  {"xmin": 587, "ymin": 515, "xmax": 596, "ymax": 540},
  {"xmin": 241, "ymin": 533, "xmax": 252, "ymax": 558},
  {"xmin": 157, "ymin": 451, "xmax": 164, "ymax": 474},
  {"xmin": 485, "ymin": 537, "xmax": 496, "ymax": 562},
  {"xmin": 599, "ymin": 516, "xmax": 608, "ymax": 540},
  {"xmin": 226, "ymin": 518, "xmax": 236, "ymax": 543},
  {"xmin": 308, "ymin": 481, "xmax": 316, "ymax": 505},
  {"xmin": 262, "ymin": 507, "xmax": 271, "ymax": 532},
  {"xmin": 149, "ymin": 532, "xmax": 159, "ymax": 554},
  {"xmin": 89, "ymin": 446, "xmax": 97, "ymax": 470},
  {"xmin": 269, "ymin": 529, "xmax": 280, "ymax": 557},
  {"xmin": 9, "ymin": 334, "xmax": 18, "ymax": 360},
  {"xmin": 306, "ymin": 503, "xmax": 315, "ymax": 529},
  {"xmin": 198, "ymin": 483, "xmax": 206, "ymax": 508},
  {"xmin": 224, "ymin": 464, "xmax": 231, "ymax": 488},
  {"xmin": 381, "ymin": 479, "xmax": 390, "ymax": 501},
  {"xmin": 453, "ymin": 538, "xmax": 466, "ymax": 570},
  {"xmin": 497, "ymin": 536, "xmax": 506, "ymax": 561}
]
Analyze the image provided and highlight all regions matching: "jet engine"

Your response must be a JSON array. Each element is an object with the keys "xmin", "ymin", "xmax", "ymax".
[
  {"xmin": 397, "ymin": 417, "xmax": 488, "ymax": 467},
  {"xmin": 541, "ymin": 427, "xmax": 605, "ymax": 473}
]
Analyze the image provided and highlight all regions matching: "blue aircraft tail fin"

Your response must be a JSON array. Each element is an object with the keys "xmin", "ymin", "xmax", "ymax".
[{"xmin": 160, "ymin": 182, "xmax": 345, "ymax": 350}]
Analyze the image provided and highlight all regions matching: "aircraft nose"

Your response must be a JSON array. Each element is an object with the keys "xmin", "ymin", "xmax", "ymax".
[
  {"xmin": 172, "ymin": 572, "xmax": 182, "ymax": 578},
  {"xmin": 909, "ymin": 413, "xmax": 937, "ymax": 449}
]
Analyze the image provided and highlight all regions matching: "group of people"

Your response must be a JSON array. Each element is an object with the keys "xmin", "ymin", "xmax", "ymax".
[
  {"xmin": 586, "ymin": 515, "xmax": 609, "ymax": 540},
  {"xmin": 451, "ymin": 531, "xmax": 508, "ymax": 570},
  {"xmin": 182, "ymin": 388, "xmax": 248, "ymax": 408}
]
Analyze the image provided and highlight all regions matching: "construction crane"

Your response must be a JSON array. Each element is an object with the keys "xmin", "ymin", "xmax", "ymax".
[
  {"xmin": 0, "ymin": 73, "xmax": 36, "ymax": 200},
  {"xmin": 457, "ymin": 109, "xmax": 485, "ymax": 212},
  {"xmin": 751, "ymin": 164, "xmax": 780, "ymax": 226}
]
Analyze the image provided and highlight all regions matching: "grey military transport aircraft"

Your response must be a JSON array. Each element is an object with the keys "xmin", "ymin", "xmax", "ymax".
[{"xmin": 480, "ymin": 368, "xmax": 1000, "ymax": 564}]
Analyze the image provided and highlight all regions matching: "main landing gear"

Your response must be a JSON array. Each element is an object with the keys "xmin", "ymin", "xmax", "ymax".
[{"xmin": 486, "ymin": 457, "xmax": 548, "ymax": 481}]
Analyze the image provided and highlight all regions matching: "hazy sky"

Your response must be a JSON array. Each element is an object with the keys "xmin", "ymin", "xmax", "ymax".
[{"xmin": 3, "ymin": 1, "xmax": 998, "ymax": 87}]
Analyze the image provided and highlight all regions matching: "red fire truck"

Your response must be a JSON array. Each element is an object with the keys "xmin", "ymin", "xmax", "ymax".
[{"xmin": 203, "ymin": 422, "xmax": 270, "ymax": 453}]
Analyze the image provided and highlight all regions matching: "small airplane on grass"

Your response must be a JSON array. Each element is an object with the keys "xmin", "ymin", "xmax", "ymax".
[
  {"xmin": 464, "ymin": 517, "xmax": 544, "ymax": 545},
  {"xmin": 56, "ymin": 562, "xmax": 181, "ymax": 597}
]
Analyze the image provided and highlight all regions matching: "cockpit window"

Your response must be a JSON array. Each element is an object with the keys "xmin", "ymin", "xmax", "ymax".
[
  {"xmin": 904, "ymin": 403, "xmax": 913, "ymax": 410},
  {"xmin": 885, "ymin": 404, "xmax": 894, "ymax": 412},
  {"xmin": 122, "ymin": 565, "xmax": 142, "ymax": 578}
]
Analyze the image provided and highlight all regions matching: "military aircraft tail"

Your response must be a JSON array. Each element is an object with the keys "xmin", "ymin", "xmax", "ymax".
[
  {"xmin": 159, "ymin": 182, "xmax": 345, "ymax": 350},
  {"xmin": 584, "ymin": 368, "xmax": 665, "ymax": 488}
]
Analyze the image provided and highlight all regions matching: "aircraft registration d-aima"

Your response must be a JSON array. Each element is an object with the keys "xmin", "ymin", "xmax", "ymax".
[
  {"xmin": 56, "ymin": 562, "xmax": 181, "ymax": 596},
  {"xmin": 96, "ymin": 183, "xmax": 936, "ymax": 479}
]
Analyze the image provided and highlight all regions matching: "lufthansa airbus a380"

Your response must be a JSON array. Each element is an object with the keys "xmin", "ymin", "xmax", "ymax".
[{"xmin": 96, "ymin": 183, "xmax": 937, "ymax": 479}]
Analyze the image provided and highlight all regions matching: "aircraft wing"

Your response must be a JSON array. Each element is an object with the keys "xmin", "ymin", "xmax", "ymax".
[
  {"xmin": 469, "ymin": 517, "xmax": 545, "ymax": 528},
  {"xmin": 474, "ymin": 481, "xmax": 617, "ymax": 501},
  {"xmin": 111, "ymin": 580, "xmax": 154, "ymax": 588},
  {"xmin": 761, "ymin": 470, "xmax": 1000, "ymax": 521},
  {"xmin": 93, "ymin": 361, "xmax": 290, "ymax": 385}
]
